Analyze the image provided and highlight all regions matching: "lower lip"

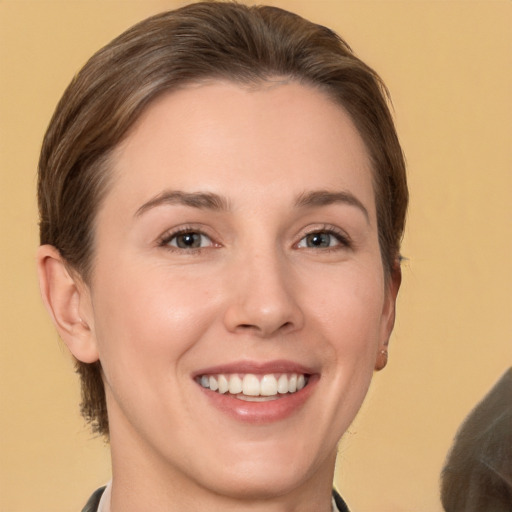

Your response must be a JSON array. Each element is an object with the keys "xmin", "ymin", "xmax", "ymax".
[{"xmin": 197, "ymin": 376, "xmax": 318, "ymax": 424}]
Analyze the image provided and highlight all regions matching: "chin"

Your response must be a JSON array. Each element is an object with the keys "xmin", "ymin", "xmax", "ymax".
[
  {"xmin": 187, "ymin": 440, "xmax": 334, "ymax": 502},
  {"xmin": 200, "ymin": 463, "xmax": 312, "ymax": 501}
]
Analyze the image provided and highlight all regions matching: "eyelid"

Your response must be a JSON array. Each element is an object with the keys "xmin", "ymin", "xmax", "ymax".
[
  {"xmin": 157, "ymin": 225, "xmax": 219, "ymax": 251},
  {"xmin": 295, "ymin": 224, "xmax": 352, "ymax": 249}
]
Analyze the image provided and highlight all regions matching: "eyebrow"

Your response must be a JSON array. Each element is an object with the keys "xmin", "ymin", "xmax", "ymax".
[
  {"xmin": 135, "ymin": 190, "xmax": 230, "ymax": 217},
  {"xmin": 135, "ymin": 188, "xmax": 369, "ymax": 222},
  {"xmin": 294, "ymin": 190, "xmax": 370, "ymax": 223}
]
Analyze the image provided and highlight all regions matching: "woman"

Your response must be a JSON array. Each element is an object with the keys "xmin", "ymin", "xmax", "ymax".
[{"xmin": 36, "ymin": 2, "xmax": 407, "ymax": 511}]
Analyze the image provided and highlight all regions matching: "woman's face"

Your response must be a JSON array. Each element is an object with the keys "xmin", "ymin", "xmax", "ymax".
[{"xmin": 81, "ymin": 81, "xmax": 398, "ymax": 498}]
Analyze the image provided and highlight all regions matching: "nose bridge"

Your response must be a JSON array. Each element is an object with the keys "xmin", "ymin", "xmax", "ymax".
[{"xmin": 223, "ymin": 240, "xmax": 303, "ymax": 337}]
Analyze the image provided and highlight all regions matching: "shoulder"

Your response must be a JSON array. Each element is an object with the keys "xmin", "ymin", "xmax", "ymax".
[{"xmin": 81, "ymin": 486, "xmax": 106, "ymax": 512}]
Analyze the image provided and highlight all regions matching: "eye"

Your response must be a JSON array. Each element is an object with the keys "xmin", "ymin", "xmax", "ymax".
[
  {"xmin": 296, "ymin": 228, "xmax": 350, "ymax": 249},
  {"xmin": 160, "ymin": 229, "xmax": 214, "ymax": 250}
]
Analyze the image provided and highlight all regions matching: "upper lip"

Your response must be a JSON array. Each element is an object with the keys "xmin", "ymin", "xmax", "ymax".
[{"xmin": 193, "ymin": 359, "xmax": 316, "ymax": 377}]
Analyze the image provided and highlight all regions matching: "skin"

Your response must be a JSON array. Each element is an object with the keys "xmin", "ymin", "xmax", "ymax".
[{"xmin": 38, "ymin": 80, "xmax": 400, "ymax": 512}]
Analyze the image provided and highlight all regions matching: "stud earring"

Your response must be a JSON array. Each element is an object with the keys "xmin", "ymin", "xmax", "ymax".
[{"xmin": 375, "ymin": 348, "xmax": 389, "ymax": 371}]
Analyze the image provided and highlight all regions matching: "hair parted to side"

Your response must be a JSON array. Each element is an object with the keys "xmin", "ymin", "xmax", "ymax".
[{"xmin": 38, "ymin": 1, "xmax": 408, "ymax": 437}]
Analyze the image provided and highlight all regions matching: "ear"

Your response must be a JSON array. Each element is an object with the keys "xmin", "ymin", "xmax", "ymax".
[
  {"xmin": 375, "ymin": 260, "xmax": 402, "ymax": 371},
  {"xmin": 36, "ymin": 245, "xmax": 99, "ymax": 363}
]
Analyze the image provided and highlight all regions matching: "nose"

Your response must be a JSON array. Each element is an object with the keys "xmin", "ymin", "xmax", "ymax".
[{"xmin": 223, "ymin": 250, "xmax": 304, "ymax": 338}]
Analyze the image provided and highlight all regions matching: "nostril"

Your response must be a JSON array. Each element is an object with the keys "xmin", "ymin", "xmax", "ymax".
[{"xmin": 237, "ymin": 321, "xmax": 293, "ymax": 335}]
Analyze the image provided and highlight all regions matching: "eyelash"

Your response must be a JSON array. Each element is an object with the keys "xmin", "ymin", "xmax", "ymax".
[
  {"xmin": 158, "ymin": 227, "xmax": 216, "ymax": 253},
  {"xmin": 157, "ymin": 225, "xmax": 352, "ymax": 253},
  {"xmin": 296, "ymin": 225, "xmax": 352, "ymax": 251}
]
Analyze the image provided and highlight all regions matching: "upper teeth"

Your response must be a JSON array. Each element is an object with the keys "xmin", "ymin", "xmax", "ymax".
[{"xmin": 198, "ymin": 373, "xmax": 307, "ymax": 397}]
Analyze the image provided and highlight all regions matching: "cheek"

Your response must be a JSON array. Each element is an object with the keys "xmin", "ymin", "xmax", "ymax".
[
  {"xmin": 90, "ymin": 263, "xmax": 221, "ymax": 382},
  {"xmin": 310, "ymin": 264, "xmax": 385, "ymax": 394},
  {"xmin": 312, "ymin": 267, "xmax": 386, "ymax": 351},
  {"xmin": 297, "ymin": 267, "xmax": 386, "ymax": 445}
]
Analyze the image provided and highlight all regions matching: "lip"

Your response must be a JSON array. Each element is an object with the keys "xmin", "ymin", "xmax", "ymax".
[
  {"xmin": 193, "ymin": 360, "xmax": 318, "ymax": 424},
  {"xmin": 193, "ymin": 359, "xmax": 316, "ymax": 377}
]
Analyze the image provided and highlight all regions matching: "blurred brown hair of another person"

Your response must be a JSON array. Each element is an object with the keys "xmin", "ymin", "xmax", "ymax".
[{"xmin": 441, "ymin": 368, "xmax": 512, "ymax": 512}]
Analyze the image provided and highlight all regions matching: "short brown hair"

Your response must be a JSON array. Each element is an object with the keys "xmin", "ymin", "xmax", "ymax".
[{"xmin": 38, "ymin": 1, "xmax": 408, "ymax": 437}]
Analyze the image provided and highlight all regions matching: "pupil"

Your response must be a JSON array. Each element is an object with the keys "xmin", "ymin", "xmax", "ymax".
[
  {"xmin": 308, "ymin": 233, "xmax": 330, "ymax": 247},
  {"xmin": 177, "ymin": 233, "xmax": 200, "ymax": 248}
]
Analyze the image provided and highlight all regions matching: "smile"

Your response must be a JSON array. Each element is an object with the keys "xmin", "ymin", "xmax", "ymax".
[{"xmin": 197, "ymin": 373, "xmax": 309, "ymax": 400}]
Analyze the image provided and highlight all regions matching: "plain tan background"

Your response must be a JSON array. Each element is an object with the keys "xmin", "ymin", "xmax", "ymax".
[{"xmin": 1, "ymin": 1, "xmax": 510, "ymax": 511}]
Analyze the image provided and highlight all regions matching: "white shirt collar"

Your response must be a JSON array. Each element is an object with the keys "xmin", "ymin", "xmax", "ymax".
[{"xmin": 96, "ymin": 481, "xmax": 111, "ymax": 512}]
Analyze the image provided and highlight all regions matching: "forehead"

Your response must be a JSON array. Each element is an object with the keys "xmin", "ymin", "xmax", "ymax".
[{"xmin": 106, "ymin": 80, "xmax": 375, "ymax": 215}]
